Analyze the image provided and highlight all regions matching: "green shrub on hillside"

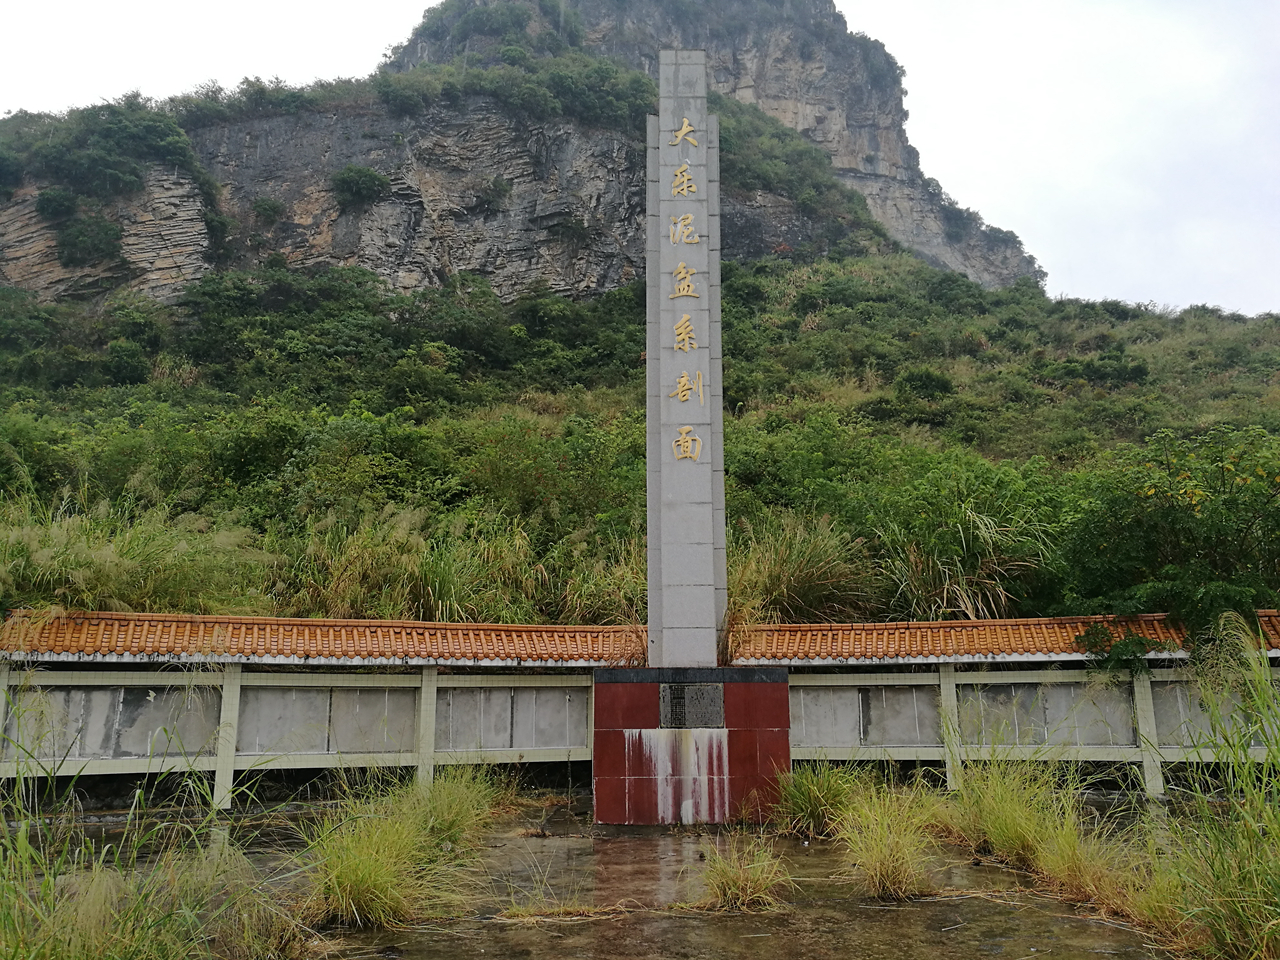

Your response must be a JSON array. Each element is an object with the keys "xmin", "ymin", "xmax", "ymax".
[
  {"xmin": 167, "ymin": 76, "xmax": 375, "ymax": 129},
  {"xmin": 451, "ymin": 0, "xmax": 533, "ymax": 43},
  {"xmin": 331, "ymin": 165, "xmax": 391, "ymax": 209},
  {"xmin": 56, "ymin": 213, "xmax": 124, "ymax": 266},
  {"xmin": 105, "ymin": 338, "xmax": 151, "ymax": 385},
  {"xmin": 34, "ymin": 186, "xmax": 77, "ymax": 219},
  {"xmin": 251, "ymin": 197, "xmax": 286, "ymax": 224},
  {"xmin": 711, "ymin": 92, "xmax": 888, "ymax": 252},
  {"xmin": 1057, "ymin": 426, "xmax": 1280, "ymax": 629},
  {"xmin": 0, "ymin": 148, "xmax": 21, "ymax": 199},
  {"xmin": 895, "ymin": 365, "xmax": 954, "ymax": 399},
  {"xmin": 377, "ymin": 51, "xmax": 656, "ymax": 133},
  {"xmin": 414, "ymin": 0, "xmax": 582, "ymax": 48},
  {"xmin": 1, "ymin": 94, "xmax": 206, "ymax": 201}
]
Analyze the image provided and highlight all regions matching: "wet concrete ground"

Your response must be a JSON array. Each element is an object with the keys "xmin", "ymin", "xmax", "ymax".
[{"xmin": 338, "ymin": 799, "xmax": 1159, "ymax": 960}]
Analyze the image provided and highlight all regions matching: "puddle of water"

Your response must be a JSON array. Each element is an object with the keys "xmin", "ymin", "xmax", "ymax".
[{"xmin": 336, "ymin": 805, "xmax": 1157, "ymax": 960}]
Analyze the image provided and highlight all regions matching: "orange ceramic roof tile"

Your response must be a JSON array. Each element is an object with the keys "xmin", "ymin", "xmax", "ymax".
[
  {"xmin": 734, "ymin": 612, "xmax": 1280, "ymax": 663},
  {"xmin": 2, "ymin": 610, "xmax": 1277, "ymax": 667},
  {"xmin": 0, "ymin": 611, "xmax": 646, "ymax": 667}
]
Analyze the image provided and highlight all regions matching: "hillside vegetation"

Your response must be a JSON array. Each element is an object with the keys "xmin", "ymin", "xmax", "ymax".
[{"xmin": 2, "ymin": 252, "xmax": 1278, "ymax": 646}]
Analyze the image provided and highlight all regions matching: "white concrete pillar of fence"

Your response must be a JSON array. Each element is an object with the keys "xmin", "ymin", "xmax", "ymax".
[
  {"xmin": 213, "ymin": 664, "xmax": 243, "ymax": 809},
  {"xmin": 416, "ymin": 666, "xmax": 438, "ymax": 786},
  {"xmin": 938, "ymin": 663, "xmax": 962, "ymax": 790},
  {"xmin": 0, "ymin": 662, "xmax": 10, "ymax": 739},
  {"xmin": 1131, "ymin": 669, "xmax": 1166, "ymax": 798},
  {"xmin": 0, "ymin": 662, "xmax": 10, "ymax": 768}
]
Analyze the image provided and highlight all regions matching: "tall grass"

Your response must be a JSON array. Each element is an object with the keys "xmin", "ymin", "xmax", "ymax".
[
  {"xmin": 0, "ymin": 491, "xmax": 267, "ymax": 614},
  {"xmin": 774, "ymin": 761, "xmax": 1133, "ymax": 907},
  {"xmin": 1139, "ymin": 616, "xmax": 1280, "ymax": 958},
  {"xmin": 270, "ymin": 508, "xmax": 618, "ymax": 624},
  {"xmin": 838, "ymin": 783, "xmax": 938, "ymax": 899},
  {"xmin": 0, "ymin": 674, "xmax": 509, "ymax": 951},
  {"xmin": 773, "ymin": 761, "xmax": 867, "ymax": 838},
  {"xmin": 944, "ymin": 760, "xmax": 1061, "ymax": 868},
  {"xmin": 551, "ymin": 531, "xmax": 646, "ymax": 626},
  {"xmin": 727, "ymin": 514, "xmax": 877, "ymax": 628},
  {"xmin": 875, "ymin": 501, "xmax": 1051, "ymax": 621},
  {"xmin": 297, "ymin": 767, "xmax": 504, "ymax": 927},
  {"xmin": 0, "ymin": 774, "xmax": 306, "ymax": 960},
  {"xmin": 942, "ymin": 760, "xmax": 1131, "ymax": 906},
  {"xmin": 696, "ymin": 836, "xmax": 794, "ymax": 912}
]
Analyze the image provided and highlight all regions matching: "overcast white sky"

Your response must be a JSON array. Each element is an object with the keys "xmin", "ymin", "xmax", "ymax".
[{"xmin": 2, "ymin": 0, "xmax": 1276, "ymax": 314}]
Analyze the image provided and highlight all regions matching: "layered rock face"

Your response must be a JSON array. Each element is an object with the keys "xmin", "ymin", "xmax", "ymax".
[
  {"xmin": 397, "ymin": 0, "xmax": 1043, "ymax": 288},
  {"xmin": 0, "ymin": 170, "xmax": 209, "ymax": 303},
  {"xmin": 188, "ymin": 103, "xmax": 825, "ymax": 300},
  {"xmin": 579, "ymin": 0, "xmax": 1045, "ymax": 286},
  {"xmin": 0, "ymin": 100, "xmax": 834, "ymax": 304},
  {"xmin": 0, "ymin": 0, "xmax": 1042, "ymax": 304},
  {"xmin": 190, "ymin": 104, "xmax": 644, "ymax": 299}
]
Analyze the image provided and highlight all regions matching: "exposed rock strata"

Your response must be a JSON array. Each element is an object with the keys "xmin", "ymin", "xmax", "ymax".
[
  {"xmin": 188, "ymin": 102, "xmax": 825, "ymax": 299},
  {"xmin": 580, "ymin": 0, "xmax": 1046, "ymax": 287},
  {"xmin": 395, "ymin": 0, "xmax": 1044, "ymax": 288},
  {"xmin": 0, "ymin": 99, "xmax": 838, "ymax": 303},
  {"xmin": 0, "ymin": 170, "xmax": 209, "ymax": 302}
]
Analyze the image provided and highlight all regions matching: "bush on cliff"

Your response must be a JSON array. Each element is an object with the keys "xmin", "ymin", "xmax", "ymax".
[
  {"xmin": 331, "ymin": 165, "xmax": 391, "ymax": 209},
  {"xmin": 55, "ymin": 213, "xmax": 123, "ymax": 267}
]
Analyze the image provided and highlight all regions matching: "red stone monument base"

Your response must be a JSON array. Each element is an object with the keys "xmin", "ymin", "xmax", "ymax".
[{"xmin": 592, "ymin": 667, "xmax": 790, "ymax": 825}]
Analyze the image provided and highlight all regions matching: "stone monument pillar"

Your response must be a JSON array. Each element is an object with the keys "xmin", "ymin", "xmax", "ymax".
[
  {"xmin": 591, "ymin": 51, "xmax": 790, "ymax": 826},
  {"xmin": 646, "ymin": 48, "xmax": 727, "ymax": 669}
]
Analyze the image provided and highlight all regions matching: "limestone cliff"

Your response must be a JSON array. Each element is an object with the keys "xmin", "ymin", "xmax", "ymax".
[
  {"xmin": 393, "ymin": 0, "xmax": 1043, "ymax": 288},
  {"xmin": 0, "ymin": 0, "xmax": 1041, "ymax": 304},
  {"xmin": 194, "ymin": 102, "xmax": 828, "ymax": 300},
  {"xmin": 0, "ymin": 169, "xmax": 209, "ymax": 303},
  {"xmin": 1, "ymin": 100, "xmax": 830, "ymax": 303}
]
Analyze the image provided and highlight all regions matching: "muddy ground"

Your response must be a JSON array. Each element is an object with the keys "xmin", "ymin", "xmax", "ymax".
[{"xmin": 335, "ymin": 797, "xmax": 1157, "ymax": 960}]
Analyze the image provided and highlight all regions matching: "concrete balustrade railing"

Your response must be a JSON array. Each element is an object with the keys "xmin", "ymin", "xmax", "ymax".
[{"xmin": 2, "ymin": 660, "xmax": 1275, "ymax": 804}]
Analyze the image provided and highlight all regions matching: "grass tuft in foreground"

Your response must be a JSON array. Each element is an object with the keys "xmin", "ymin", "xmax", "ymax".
[
  {"xmin": 0, "ymin": 773, "xmax": 307, "ymax": 960},
  {"xmin": 1136, "ymin": 622, "xmax": 1280, "ymax": 958},
  {"xmin": 773, "ymin": 761, "xmax": 866, "ymax": 838},
  {"xmin": 838, "ymin": 782, "xmax": 939, "ymax": 899},
  {"xmin": 297, "ymin": 767, "xmax": 504, "ymax": 927},
  {"xmin": 696, "ymin": 836, "xmax": 795, "ymax": 912}
]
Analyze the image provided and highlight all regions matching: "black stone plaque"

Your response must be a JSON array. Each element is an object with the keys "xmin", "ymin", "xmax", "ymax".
[{"xmin": 660, "ymin": 682, "xmax": 725, "ymax": 728}]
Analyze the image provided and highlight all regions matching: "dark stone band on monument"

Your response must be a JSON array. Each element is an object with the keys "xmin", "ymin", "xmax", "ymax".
[{"xmin": 593, "ymin": 667, "xmax": 789, "ymax": 684}]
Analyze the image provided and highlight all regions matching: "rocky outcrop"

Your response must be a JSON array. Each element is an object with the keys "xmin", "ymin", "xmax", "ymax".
[
  {"xmin": 0, "ymin": 170, "xmax": 209, "ymax": 302},
  {"xmin": 189, "ymin": 104, "xmax": 643, "ymax": 298},
  {"xmin": 0, "ymin": 100, "xmax": 829, "ymax": 304},
  {"xmin": 394, "ymin": 0, "xmax": 1044, "ymax": 288},
  {"xmin": 582, "ymin": 0, "xmax": 1045, "ymax": 286},
  {"xmin": 0, "ymin": 0, "xmax": 1042, "ymax": 304},
  {"xmin": 187, "ymin": 102, "xmax": 829, "ymax": 299}
]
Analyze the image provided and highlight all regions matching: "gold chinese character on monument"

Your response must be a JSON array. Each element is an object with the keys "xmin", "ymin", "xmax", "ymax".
[
  {"xmin": 669, "ymin": 118, "xmax": 698, "ymax": 147},
  {"xmin": 673, "ymin": 315, "xmax": 697, "ymax": 352},
  {"xmin": 671, "ymin": 163, "xmax": 697, "ymax": 198},
  {"xmin": 669, "ymin": 370, "xmax": 705, "ymax": 405},
  {"xmin": 669, "ymin": 214, "xmax": 700, "ymax": 245},
  {"xmin": 672, "ymin": 426, "xmax": 702, "ymax": 461},
  {"xmin": 669, "ymin": 262, "xmax": 699, "ymax": 299}
]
